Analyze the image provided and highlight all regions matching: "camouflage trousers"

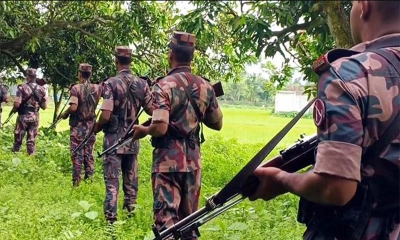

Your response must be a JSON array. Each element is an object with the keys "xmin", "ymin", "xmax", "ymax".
[
  {"xmin": 152, "ymin": 170, "xmax": 201, "ymax": 240},
  {"xmin": 70, "ymin": 133, "xmax": 96, "ymax": 185},
  {"xmin": 103, "ymin": 153, "xmax": 138, "ymax": 222},
  {"xmin": 12, "ymin": 119, "xmax": 39, "ymax": 155}
]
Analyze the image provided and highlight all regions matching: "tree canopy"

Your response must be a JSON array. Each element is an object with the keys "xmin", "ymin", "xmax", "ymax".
[{"xmin": 0, "ymin": 1, "xmax": 353, "ymax": 119}]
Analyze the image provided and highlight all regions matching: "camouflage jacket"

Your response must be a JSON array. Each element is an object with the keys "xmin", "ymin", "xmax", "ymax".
[
  {"xmin": 69, "ymin": 82, "xmax": 102, "ymax": 138},
  {"xmin": 309, "ymin": 33, "xmax": 400, "ymax": 239},
  {"xmin": 0, "ymin": 83, "xmax": 9, "ymax": 104},
  {"xmin": 151, "ymin": 66, "xmax": 223, "ymax": 173},
  {"xmin": 100, "ymin": 69, "xmax": 153, "ymax": 154},
  {"xmin": 15, "ymin": 82, "xmax": 46, "ymax": 122}
]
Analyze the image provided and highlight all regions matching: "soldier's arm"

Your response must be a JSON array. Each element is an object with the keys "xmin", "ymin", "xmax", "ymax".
[
  {"xmin": 145, "ymin": 83, "xmax": 170, "ymax": 137},
  {"xmin": 11, "ymin": 86, "xmax": 23, "ymax": 113},
  {"xmin": 61, "ymin": 86, "xmax": 78, "ymax": 118},
  {"xmin": 94, "ymin": 81, "xmax": 113, "ymax": 133},
  {"xmin": 133, "ymin": 82, "xmax": 169, "ymax": 139},
  {"xmin": 203, "ymin": 88, "xmax": 223, "ymax": 131},
  {"xmin": 268, "ymin": 60, "xmax": 363, "ymax": 206},
  {"xmin": 141, "ymin": 81, "xmax": 154, "ymax": 116},
  {"xmin": 2, "ymin": 88, "xmax": 10, "ymax": 103},
  {"xmin": 39, "ymin": 87, "xmax": 48, "ymax": 110}
]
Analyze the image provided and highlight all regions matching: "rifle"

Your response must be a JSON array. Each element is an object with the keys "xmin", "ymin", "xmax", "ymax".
[
  {"xmin": 96, "ymin": 107, "xmax": 149, "ymax": 158},
  {"xmin": 151, "ymin": 97, "xmax": 316, "ymax": 240},
  {"xmin": 2, "ymin": 111, "xmax": 15, "ymax": 127},
  {"xmin": 97, "ymin": 80, "xmax": 225, "ymax": 158},
  {"xmin": 47, "ymin": 95, "xmax": 71, "ymax": 131},
  {"xmin": 72, "ymin": 108, "xmax": 101, "ymax": 153},
  {"xmin": 152, "ymin": 134, "xmax": 317, "ymax": 240}
]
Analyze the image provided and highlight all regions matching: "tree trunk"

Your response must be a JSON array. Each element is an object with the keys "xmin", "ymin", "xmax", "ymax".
[
  {"xmin": 52, "ymin": 83, "xmax": 65, "ymax": 122},
  {"xmin": 322, "ymin": 2, "xmax": 354, "ymax": 48}
]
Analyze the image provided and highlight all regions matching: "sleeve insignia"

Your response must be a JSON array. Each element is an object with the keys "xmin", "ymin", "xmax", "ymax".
[{"xmin": 313, "ymin": 99, "xmax": 326, "ymax": 127}]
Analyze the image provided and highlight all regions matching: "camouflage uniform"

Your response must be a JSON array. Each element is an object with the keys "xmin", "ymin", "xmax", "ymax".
[
  {"xmin": 12, "ymin": 68, "xmax": 47, "ymax": 155},
  {"xmin": 0, "ymin": 82, "xmax": 10, "ymax": 127},
  {"xmin": 100, "ymin": 46, "xmax": 153, "ymax": 222},
  {"xmin": 298, "ymin": 34, "xmax": 400, "ymax": 240},
  {"xmin": 150, "ymin": 32, "xmax": 223, "ymax": 239},
  {"xmin": 68, "ymin": 63, "xmax": 102, "ymax": 186}
]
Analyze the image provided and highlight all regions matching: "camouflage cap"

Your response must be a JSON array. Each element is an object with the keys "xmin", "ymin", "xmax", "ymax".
[
  {"xmin": 26, "ymin": 68, "xmax": 37, "ymax": 77},
  {"xmin": 79, "ymin": 63, "xmax": 92, "ymax": 72},
  {"xmin": 169, "ymin": 31, "xmax": 196, "ymax": 47},
  {"xmin": 114, "ymin": 46, "xmax": 132, "ymax": 57}
]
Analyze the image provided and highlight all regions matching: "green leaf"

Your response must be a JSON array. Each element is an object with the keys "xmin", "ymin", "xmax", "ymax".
[
  {"xmin": 84, "ymin": 211, "xmax": 98, "ymax": 220},
  {"xmin": 227, "ymin": 222, "xmax": 249, "ymax": 231},
  {"xmin": 78, "ymin": 200, "xmax": 92, "ymax": 211},
  {"xmin": 12, "ymin": 158, "xmax": 21, "ymax": 166},
  {"xmin": 71, "ymin": 212, "xmax": 82, "ymax": 218}
]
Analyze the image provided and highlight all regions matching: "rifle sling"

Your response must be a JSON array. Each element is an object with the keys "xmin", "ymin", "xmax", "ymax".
[
  {"xmin": 21, "ymin": 83, "xmax": 39, "ymax": 108},
  {"xmin": 362, "ymin": 49, "xmax": 400, "ymax": 165},
  {"xmin": 176, "ymin": 73, "xmax": 205, "ymax": 143}
]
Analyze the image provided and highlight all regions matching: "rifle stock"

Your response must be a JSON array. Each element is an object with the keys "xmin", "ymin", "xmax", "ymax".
[{"xmin": 151, "ymin": 134, "xmax": 318, "ymax": 240}]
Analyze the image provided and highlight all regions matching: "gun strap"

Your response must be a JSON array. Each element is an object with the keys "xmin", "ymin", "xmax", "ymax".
[
  {"xmin": 82, "ymin": 82, "xmax": 96, "ymax": 108},
  {"xmin": 176, "ymin": 72, "xmax": 205, "ymax": 143},
  {"xmin": 362, "ymin": 49, "xmax": 400, "ymax": 165},
  {"xmin": 24, "ymin": 83, "xmax": 40, "ymax": 106},
  {"xmin": 212, "ymin": 97, "xmax": 316, "ymax": 205}
]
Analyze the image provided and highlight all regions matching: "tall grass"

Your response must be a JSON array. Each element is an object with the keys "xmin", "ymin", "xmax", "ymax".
[{"xmin": 0, "ymin": 104, "xmax": 315, "ymax": 240}]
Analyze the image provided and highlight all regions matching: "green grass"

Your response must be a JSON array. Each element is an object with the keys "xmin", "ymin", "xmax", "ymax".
[{"xmin": 0, "ymin": 102, "xmax": 316, "ymax": 240}]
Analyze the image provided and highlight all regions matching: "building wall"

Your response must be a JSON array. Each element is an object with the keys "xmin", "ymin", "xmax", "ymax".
[{"xmin": 274, "ymin": 90, "xmax": 313, "ymax": 113}]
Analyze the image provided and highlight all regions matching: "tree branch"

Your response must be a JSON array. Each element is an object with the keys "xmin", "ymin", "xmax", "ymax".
[
  {"xmin": 0, "ymin": 17, "xmax": 113, "ymax": 51},
  {"xmin": 270, "ymin": 17, "xmax": 326, "ymax": 40},
  {"xmin": 0, "ymin": 50, "xmax": 26, "ymax": 76}
]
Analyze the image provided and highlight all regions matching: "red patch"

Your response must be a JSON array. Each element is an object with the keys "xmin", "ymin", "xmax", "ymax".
[{"xmin": 313, "ymin": 99, "xmax": 326, "ymax": 127}]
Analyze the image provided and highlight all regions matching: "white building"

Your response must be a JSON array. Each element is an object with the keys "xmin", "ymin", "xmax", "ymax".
[{"xmin": 274, "ymin": 90, "xmax": 313, "ymax": 113}]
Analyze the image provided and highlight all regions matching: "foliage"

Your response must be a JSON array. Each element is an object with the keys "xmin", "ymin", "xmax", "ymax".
[
  {"xmin": 0, "ymin": 103, "xmax": 316, "ymax": 239},
  {"xmin": 0, "ymin": 1, "xmax": 258, "ymax": 121},
  {"xmin": 180, "ymin": 1, "xmax": 353, "ymax": 92}
]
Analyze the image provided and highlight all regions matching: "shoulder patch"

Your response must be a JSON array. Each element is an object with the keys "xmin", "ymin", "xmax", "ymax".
[
  {"xmin": 313, "ymin": 49, "xmax": 362, "ymax": 75},
  {"xmin": 313, "ymin": 54, "xmax": 330, "ymax": 74},
  {"xmin": 313, "ymin": 99, "xmax": 326, "ymax": 127}
]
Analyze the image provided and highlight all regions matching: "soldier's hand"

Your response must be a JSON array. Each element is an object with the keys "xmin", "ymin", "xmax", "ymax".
[
  {"xmin": 132, "ymin": 125, "xmax": 149, "ymax": 140},
  {"xmin": 93, "ymin": 123, "xmax": 102, "ymax": 134},
  {"xmin": 60, "ymin": 112, "xmax": 69, "ymax": 120},
  {"xmin": 248, "ymin": 167, "xmax": 288, "ymax": 202}
]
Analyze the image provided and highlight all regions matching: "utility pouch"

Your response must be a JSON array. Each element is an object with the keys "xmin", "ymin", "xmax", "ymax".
[
  {"xmin": 103, "ymin": 114, "xmax": 119, "ymax": 133},
  {"xmin": 69, "ymin": 113, "xmax": 79, "ymax": 127}
]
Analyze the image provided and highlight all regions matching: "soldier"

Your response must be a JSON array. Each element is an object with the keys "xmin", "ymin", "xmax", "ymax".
[
  {"xmin": 59, "ymin": 63, "xmax": 102, "ymax": 187},
  {"xmin": 11, "ymin": 68, "xmax": 47, "ymax": 155},
  {"xmin": 93, "ymin": 46, "xmax": 153, "ymax": 223},
  {"xmin": 249, "ymin": 1, "xmax": 399, "ymax": 240},
  {"xmin": 132, "ymin": 31, "xmax": 223, "ymax": 239},
  {"xmin": 0, "ymin": 79, "xmax": 10, "ymax": 127}
]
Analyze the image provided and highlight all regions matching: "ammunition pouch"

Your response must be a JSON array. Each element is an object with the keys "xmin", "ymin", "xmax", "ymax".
[
  {"xmin": 103, "ymin": 114, "xmax": 120, "ymax": 134},
  {"xmin": 151, "ymin": 125, "xmax": 200, "ymax": 149},
  {"xmin": 68, "ymin": 113, "xmax": 79, "ymax": 127},
  {"xmin": 18, "ymin": 106, "xmax": 38, "ymax": 115},
  {"xmin": 297, "ymin": 182, "xmax": 372, "ymax": 240}
]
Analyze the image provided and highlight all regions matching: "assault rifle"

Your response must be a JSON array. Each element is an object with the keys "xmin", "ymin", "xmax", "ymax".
[
  {"xmin": 151, "ymin": 97, "xmax": 317, "ymax": 240},
  {"xmin": 97, "ymin": 81, "xmax": 225, "ymax": 158},
  {"xmin": 2, "ymin": 111, "xmax": 15, "ymax": 127},
  {"xmin": 47, "ymin": 95, "xmax": 71, "ymax": 131},
  {"xmin": 72, "ymin": 108, "xmax": 101, "ymax": 153}
]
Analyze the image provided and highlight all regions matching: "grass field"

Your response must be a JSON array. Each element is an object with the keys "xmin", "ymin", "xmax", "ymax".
[{"xmin": 0, "ymin": 102, "xmax": 316, "ymax": 240}]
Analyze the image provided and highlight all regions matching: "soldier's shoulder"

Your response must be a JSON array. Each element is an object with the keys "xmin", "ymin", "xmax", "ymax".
[{"xmin": 313, "ymin": 48, "xmax": 363, "ymax": 74}]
